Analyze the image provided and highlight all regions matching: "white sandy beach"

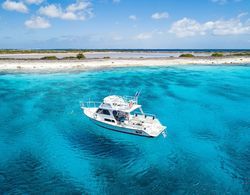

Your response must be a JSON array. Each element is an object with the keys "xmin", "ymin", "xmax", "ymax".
[{"xmin": 0, "ymin": 56, "xmax": 249, "ymax": 73}]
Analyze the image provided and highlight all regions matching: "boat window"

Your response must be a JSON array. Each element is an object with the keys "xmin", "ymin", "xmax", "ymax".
[
  {"xmin": 113, "ymin": 110, "xmax": 118, "ymax": 116},
  {"xmin": 96, "ymin": 108, "xmax": 110, "ymax": 115},
  {"xmin": 104, "ymin": 118, "xmax": 115, "ymax": 123},
  {"xmin": 96, "ymin": 108, "xmax": 102, "ymax": 113},
  {"xmin": 102, "ymin": 109, "xmax": 110, "ymax": 115}
]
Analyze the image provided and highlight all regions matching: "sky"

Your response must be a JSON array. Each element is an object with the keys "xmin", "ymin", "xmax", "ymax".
[{"xmin": 0, "ymin": 0, "xmax": 250, "ymax": 49}]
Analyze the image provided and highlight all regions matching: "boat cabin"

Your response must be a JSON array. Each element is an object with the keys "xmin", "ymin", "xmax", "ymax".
[{"xmin": 95, "ymin": 95, "xmax": 144, "ymax": 124}]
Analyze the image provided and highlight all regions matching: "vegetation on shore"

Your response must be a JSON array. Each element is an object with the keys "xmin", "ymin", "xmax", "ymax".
[
  {"xmin": 229, "ymin": 52, "xmax": 250, "ymax": 56},
  {"xmin": 76, "ymin": 53, "xmax": 85, "ymax": 59},
  {"xmin": 1, "ymin": 49, "xmax": 250, "ymax": 58},
  {"xmin": 61, "ymin": 56, "xmax": 77, "ymax": 60},
  {"xmin": 40, "ymin": 56, "xmax": 58, "ymax": 60},
  {"xmin": 1, "ymin": 49, "xmax": 250, "ymax": 61},
  {"xmin": 179, "ymin": 53, "xmax": 195, "ymax": 57},
  {"xmin": 39, "ymin": 53, "xmax": 85, "ymax": 60},
  {"xmin": 211, "ymin": 53, "xmax": 224, "ymax": 57}
]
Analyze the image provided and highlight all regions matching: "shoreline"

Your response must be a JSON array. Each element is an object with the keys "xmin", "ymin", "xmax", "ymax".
[{"xmin": 0, "ymin": 56, "xmax": 250, "ymax": 73}]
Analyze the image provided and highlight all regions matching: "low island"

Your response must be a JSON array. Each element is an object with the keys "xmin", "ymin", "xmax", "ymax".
[{"xmin": 0, "ymin": 49, "xmax": 249, "ymax": 73}]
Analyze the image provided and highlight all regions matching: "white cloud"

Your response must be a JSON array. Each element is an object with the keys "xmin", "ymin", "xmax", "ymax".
[
  {"xmin": 38, "ymin": 0, "xmax": 93, "ymax": 21},
  {"xmin": 129, "ymin": 15, "xmax": 137, "ymax": 20},
  {"xmin": 2, "ymin": 0, "xmax": 28, "ymax": 13},
  {"xmin": 38, "ymin": 4, "xmax": 61, "ymax": 18},
  {"xmin": 66, "ymin": 0, "xmax": 91, "ymax": 12},
  {"xmin": 134, "ymin": 29, "xmax": 164, "ymax": 40},
  {"xmin": 151, "ymin": 12, "xmax": 169, "ymax": 20},
  {"xmin": 25, "ymin": 16, "xmax": 50, "ymax": 29},
  {"xmin": 135, "ymin": 33, "xmax": 152, "ymax": 40},
  {"xmin": 25, "ymin": 0, "xmax": 43, "ymax": 5},
  {"xmin": 238, "ymin": 12, "xmax": 248, "ymax": 18},
  {"xmin": 169, "ymin": 16, "xmax": 250, "ymax": 37},
  {"xmin": 169, "ymin": 18, "xmax": 205, "ymax": 37},
  {"xmin": 61, "ymin": 12, "xmax": 78, "ymax": 20},
  {"xmin": 209, "ymin": 19, "xmax": 250, "ymax": 35}
]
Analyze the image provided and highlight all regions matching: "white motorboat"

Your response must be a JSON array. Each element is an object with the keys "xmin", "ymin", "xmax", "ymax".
[{"xmin": 81, "ymin": 92, "xmax": 166, "ymax": 138}]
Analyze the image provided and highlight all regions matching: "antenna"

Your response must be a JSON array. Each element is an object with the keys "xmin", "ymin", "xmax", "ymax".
[{"xmin": 134, "ymin": 90, "xmax": 141, "ymax": 103}]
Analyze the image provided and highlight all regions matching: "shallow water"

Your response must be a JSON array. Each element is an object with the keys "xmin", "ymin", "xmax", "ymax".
[{"xmin": 0, "ymin": 65, "xmax": 250, "ymax": 194}]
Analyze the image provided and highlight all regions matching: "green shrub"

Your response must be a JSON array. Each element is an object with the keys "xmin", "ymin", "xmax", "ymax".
[
  {"xmin": 76, "ymin": 53, "xmax": 85, "ymax": 59},
  {"xmin": 62, "ymin": 56, "xmax": 77, "ymax": 60},
  {"xmin": 179, "ymin": 53, "xmax": 194, "ymax": 57},
  {"xmin": 211, "ymin": 53, "xmax": 223, "ymax": 57},
  {"xmin": 40, "ymin": 56, "xmax": 58, "ymax": 60},
  {"xmin": 230, "ymin": 52, "xmax": 250, "ymax": 56}
]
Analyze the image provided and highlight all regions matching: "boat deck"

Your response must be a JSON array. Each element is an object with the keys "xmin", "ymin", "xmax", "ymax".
[{"xmin": 126, "ymin": 114, "xmax": 165, "ymax": 137}]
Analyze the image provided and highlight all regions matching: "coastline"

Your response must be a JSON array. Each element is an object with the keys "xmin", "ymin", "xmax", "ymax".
[{"xmin": 0, "ymin": 56, "xmax": 250, "ymax": 73}]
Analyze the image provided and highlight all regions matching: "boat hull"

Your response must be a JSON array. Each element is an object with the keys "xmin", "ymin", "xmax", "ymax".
[
  {"xmin": 82, "ymin": 107, "xmax": 164, "ymax": 138},
  {"xmin": 90, "ymin": 118, "xmax": 154, "ymax": 138}
]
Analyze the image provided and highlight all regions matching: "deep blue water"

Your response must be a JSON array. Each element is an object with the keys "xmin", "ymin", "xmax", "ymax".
[{"xmin": 0, "ymin": 65, "xmax": 250, "ymax": 194}]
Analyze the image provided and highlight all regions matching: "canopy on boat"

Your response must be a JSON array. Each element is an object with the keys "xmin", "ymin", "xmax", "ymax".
[{"xmin": 100, "ymin": 95, "xmax": 141, "ymax": 112}]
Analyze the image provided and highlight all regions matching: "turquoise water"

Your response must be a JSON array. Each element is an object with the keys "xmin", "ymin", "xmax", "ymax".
[{"xmin": 0, "ymin": 65, "xmax": 250, "ymax": 194}]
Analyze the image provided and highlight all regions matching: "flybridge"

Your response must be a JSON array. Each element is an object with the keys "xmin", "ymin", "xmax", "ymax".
[{"xmin": 100, "ymin": 95, "xmax": 142, "ymax": 113}]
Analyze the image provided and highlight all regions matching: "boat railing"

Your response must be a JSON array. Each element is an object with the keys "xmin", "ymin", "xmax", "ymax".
[
  {"xmin": 122, "ymin": 95, "xmax": 138, "ymax": 104},
  {"xmin": 133, "ymin": 111, "xmax": 156, "ymax": 119},
  {"xmin": 80, "ymin": 101, "xmax": 102, "ymax": 108}
]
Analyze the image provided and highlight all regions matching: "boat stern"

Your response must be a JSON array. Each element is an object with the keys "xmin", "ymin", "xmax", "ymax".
[{"xmin": 149, "ymin": 125, "xmax": 167, "ymax": 137}]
